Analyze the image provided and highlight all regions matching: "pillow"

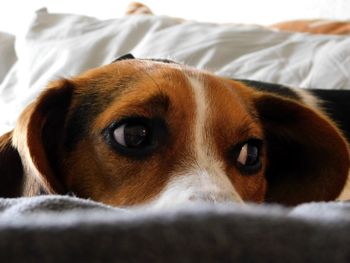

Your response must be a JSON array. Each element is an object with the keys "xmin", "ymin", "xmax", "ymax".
[
  {"xmin": 1, "ymin": 8, "xmax": 350, "ymax": 134},
  {"xmin": 0, "ymin": 32, "xmax": 16, "ymax": 85}
]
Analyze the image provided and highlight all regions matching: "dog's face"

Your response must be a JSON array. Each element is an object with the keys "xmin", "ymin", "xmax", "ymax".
[
  {"xmin": 1, "ymin": 58, "xmax": 349, "ymax": 207},
  {"xmin": 62, "ymin": 60, "xmax": 267, "ymax": 207}
]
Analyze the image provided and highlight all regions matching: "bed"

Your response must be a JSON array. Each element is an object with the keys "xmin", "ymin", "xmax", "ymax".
[{"xmin": 0, "ymin": 7, "xmax": 350, "ymax": 262}]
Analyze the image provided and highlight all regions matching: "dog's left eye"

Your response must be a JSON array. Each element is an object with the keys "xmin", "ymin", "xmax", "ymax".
[
  {"xmin": 104, "ymin": 117, "xmax": 167, "ymax": 158},
  {"xmin": 113, "ymin": 123, "xmax": 149, "ymax": 148}
]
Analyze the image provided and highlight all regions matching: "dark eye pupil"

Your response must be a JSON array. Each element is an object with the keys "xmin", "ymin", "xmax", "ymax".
[
  {"xmin": 246, "ymin": 145, "xmax": 258, "ymax": 165},
  {"xmin": 106, "ymin": 117, "xmax": 166, "ymax": 158},
  {"xmin": 124, "ymin": 124, "xmax": 148, "ymax": 147},
  {"xmin": 236, "ymin": 140, "xmax": 262, "ymax": 174}
]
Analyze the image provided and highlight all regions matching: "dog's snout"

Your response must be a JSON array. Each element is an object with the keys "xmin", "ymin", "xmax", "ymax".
[{"xmin": 145, "ymin": 166, "xmax": 245, "ymax": 208}]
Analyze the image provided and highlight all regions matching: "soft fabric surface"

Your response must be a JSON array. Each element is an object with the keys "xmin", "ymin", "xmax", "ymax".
[
  {"xmin": 0, "ymin": 32, "xmax": 16, "ymax": 85},
  {"xmin": 1, "ymin": 9, "xmax": 350, "ymax": 134},
  {"xmin": 1, "ymin": 195, "xmax": 350, "ymax": 262}
]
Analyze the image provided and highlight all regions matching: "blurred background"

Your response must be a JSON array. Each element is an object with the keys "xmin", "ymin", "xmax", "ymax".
[{"xmin": 1, "ymin": 0, "xmax": 350, "ymax": 34}]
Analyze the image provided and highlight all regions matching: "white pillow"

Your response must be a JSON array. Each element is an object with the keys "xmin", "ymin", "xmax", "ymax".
[
  {"xmin": 0, "ymin": 32, "xmax": 16, "ymax": 85},
  {"xmin": 1, "ymin": 8, "xmax": 349, "ymax": 134}
]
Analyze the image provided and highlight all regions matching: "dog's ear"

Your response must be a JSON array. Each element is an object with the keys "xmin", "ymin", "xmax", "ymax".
[
  {"xmin": 254, "ymin": 94, "xmax": 350, "ymax": 205},
  {"xmin": 0, "ymin": 131, "xmax": 24, "ymax": 197},
  {"xmin": 12, "ymin": 79, "xmax": 74, "ymax": 195}
]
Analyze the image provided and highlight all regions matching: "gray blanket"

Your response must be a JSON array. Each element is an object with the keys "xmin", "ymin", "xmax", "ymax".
[{"xmin": 1, "ymin": 196, "xmax": 350, "ymax": 262}]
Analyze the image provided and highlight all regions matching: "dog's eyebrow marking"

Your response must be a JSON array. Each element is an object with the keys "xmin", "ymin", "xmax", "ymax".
[
  {"xmin": 64, "ymin": 91, "xmax": 110, "ymax": 152},
  {"xmin": 64, "ymin": 75, "xmax": 140, "ymax": 152},
  {"xmin": 142, "ymin": 92, "xmax": 170, "ymax": 114},
  {"xmin": 236, "ymin": 79, "xmax": 301, "ymax": 100}
]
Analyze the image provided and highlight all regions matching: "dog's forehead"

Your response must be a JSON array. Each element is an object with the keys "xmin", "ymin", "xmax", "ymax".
[
  {"xmin": 73, "ymin": 59, "xmax": 225, "ymax": 111},
  {"xmin": 109, "ymin": 59, "xmax": 199, "ymax": 84},
  {"xmin": 85, "ymin": 60, "xmax": 244, "ymax": 119},
  {"xmin": 78, "ymin": 58, "xmax": 204, "ymax": 86}
]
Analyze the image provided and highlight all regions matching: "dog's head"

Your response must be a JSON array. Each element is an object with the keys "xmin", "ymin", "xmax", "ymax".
[{"xmin": 1, "ymin": 56, "xmax": 349, "ymax": 207}]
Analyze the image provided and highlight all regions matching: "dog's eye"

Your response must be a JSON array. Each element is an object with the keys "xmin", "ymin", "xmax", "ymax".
[
  {"xmin": 104, "ymin": 117, "xmax": 167, "ymax": 158},
  {"xmin": 113, "ymin": 123, "xmax": 149, "ymax": 148},
  {"xmin": 236, "ymin": 140, "xmax": 262, "ymax": 174}
]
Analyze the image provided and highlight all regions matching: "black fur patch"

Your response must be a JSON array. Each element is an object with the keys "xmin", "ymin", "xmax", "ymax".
[
  {"xmin": 237, "ymin": 79, "xmax": 350, "ymax": 142},
  {"xmin": 64, "ymin": 76, "xmax": 139, "ymax": 152},
  {"xmin": 64, "ymin": 91, "xmax": 113, "ymax": 152},
  {"xmin": 111, "ymin": 53, "xmax": 177, "ymax": 65},
  {"xmin": 236, "ymin": 79, "xmax": 301, "ymax": 101},
  {"xmin": 310, "ymin": 89, "xmax": 350, "ymax": 142},
  {"xmin": 147, "ymin": 58, "xmax": 178, "ymax": 64},
  {"xmin": 111, "ymin": 53, "xmax": 135, "ymax": 63},
  {"xmin": 0, "ymin": 137, "xmax": 23, "ymax": 197}
]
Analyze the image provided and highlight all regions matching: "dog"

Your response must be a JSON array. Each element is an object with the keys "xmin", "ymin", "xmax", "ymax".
[{"xmin": 0, "ymin": 54, "xmax": 349, "ymax": 208}]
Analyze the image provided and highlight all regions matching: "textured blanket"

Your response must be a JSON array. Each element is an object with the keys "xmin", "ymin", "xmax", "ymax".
[{"xmin": 1, "ymin": 196, "xmax": 350, "ymax": 262}]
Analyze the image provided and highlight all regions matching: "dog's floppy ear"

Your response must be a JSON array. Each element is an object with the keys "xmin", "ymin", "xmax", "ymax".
[
  {"xmin": 254, "ymin": 94, "xmax": 350, "ymax": 205},
  {"xmin": 0, "ymin": 132, "xmax": 24, "ymax": 197},
  {"xmin": 12, "ymin": 79, "xmax": 74, "ymax": 195}
]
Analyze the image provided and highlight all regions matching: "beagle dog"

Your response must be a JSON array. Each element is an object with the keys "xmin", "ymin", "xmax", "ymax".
[{"xmin": 0, "ymin": 54, "xmax": 349, "ymax": 208}]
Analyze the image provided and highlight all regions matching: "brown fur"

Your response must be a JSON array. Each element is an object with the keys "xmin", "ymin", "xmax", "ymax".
[
  {"xmin": 202, "ymin": 74, "xmax": 266, "ymax": 202},
  {"xmin": 0, "ymin": 59, "xmax": 348, "ymax": 206},
  {"xmin": 63, "ymin": 63, "xmax": 198, "ymax": 205}
]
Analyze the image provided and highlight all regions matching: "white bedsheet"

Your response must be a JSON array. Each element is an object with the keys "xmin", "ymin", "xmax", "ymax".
[
  {"xmin": 0, "ymin": 8, "xmax": 349, "ymax": 134},
  {"xmin": 0, "ymin": 32, "xmax": 16, "ymax": 85}
]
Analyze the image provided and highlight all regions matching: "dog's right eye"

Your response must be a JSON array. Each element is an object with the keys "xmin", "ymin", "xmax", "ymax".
[
  {"xmin": 230, "ymin": 139, "xmax": 263, "ymax": 175},
  {"xmin": 103, "ymin": 117, "xmax": 167, "ymax": 158}
]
